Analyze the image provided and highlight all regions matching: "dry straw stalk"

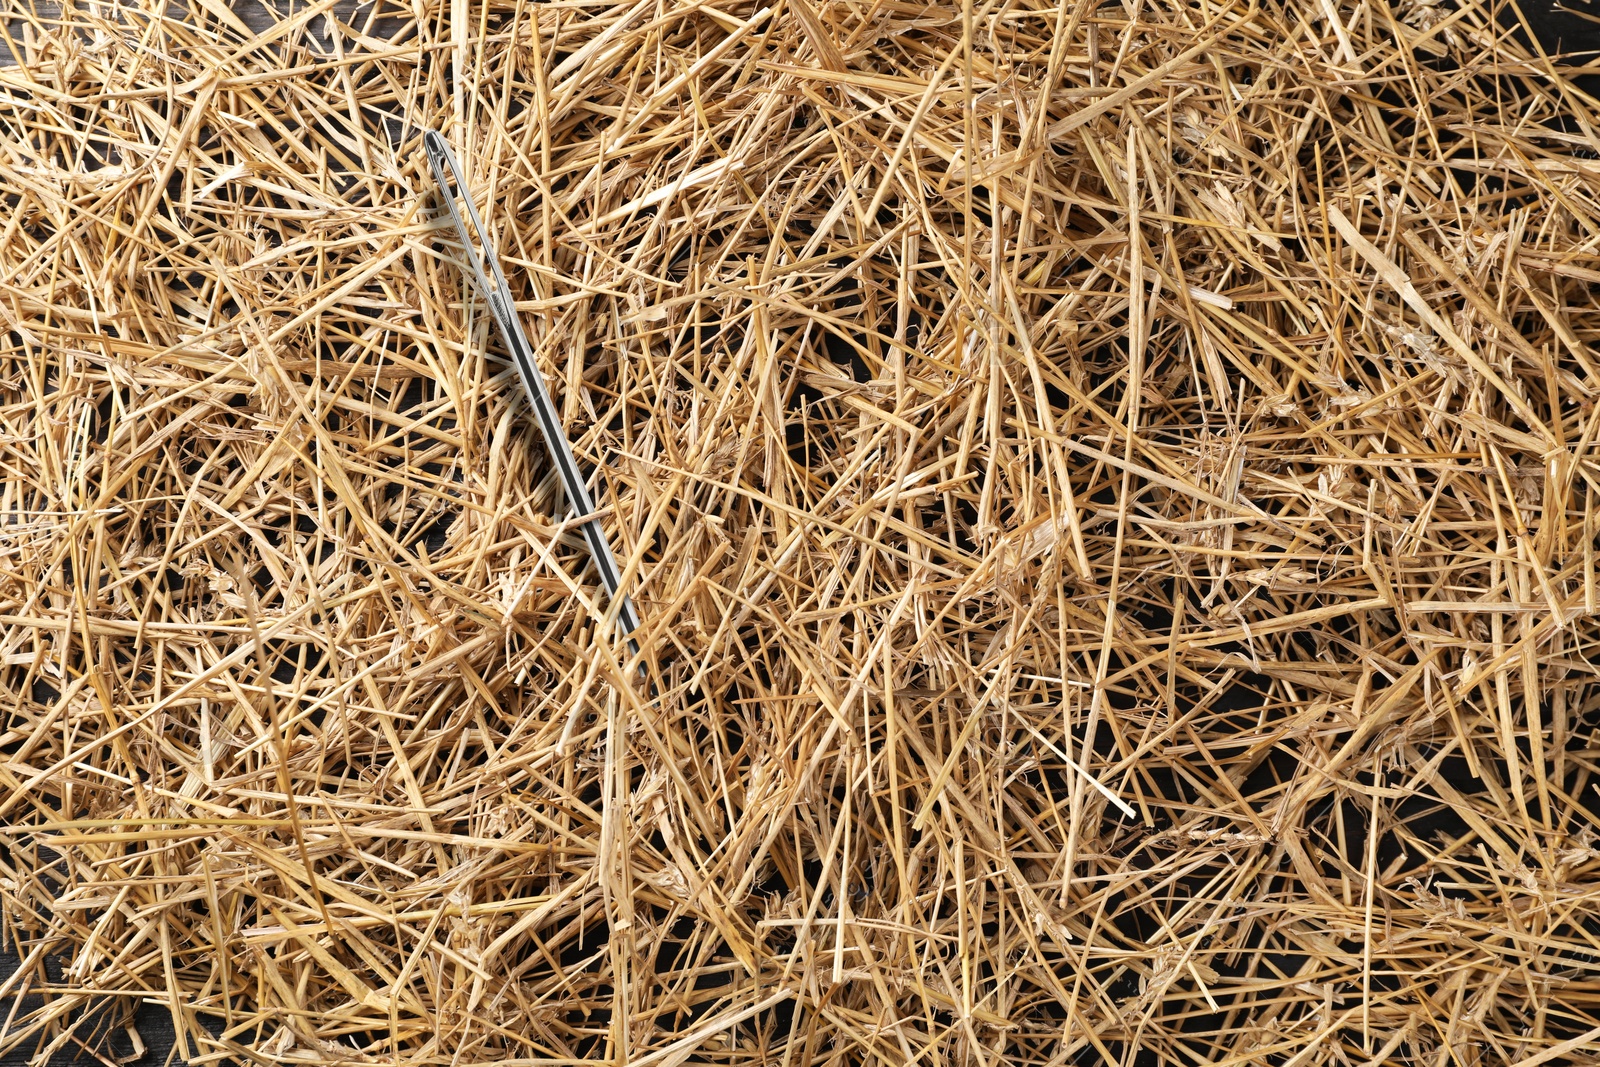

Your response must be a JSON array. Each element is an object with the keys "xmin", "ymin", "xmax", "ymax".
[{"xmin": 1, "ymin": 0, "xmax": 1600, "ymax": 1064}]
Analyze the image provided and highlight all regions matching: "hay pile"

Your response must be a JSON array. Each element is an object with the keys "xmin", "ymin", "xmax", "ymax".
[{"xmin": 2, "ymin": 0, "xmax": 1600, "ymax": 1063}]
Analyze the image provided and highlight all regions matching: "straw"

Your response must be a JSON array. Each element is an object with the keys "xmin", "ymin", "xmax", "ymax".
[{"xmin": 1, "ymin": 0, "xmax": 1599, "ymax": 1063}]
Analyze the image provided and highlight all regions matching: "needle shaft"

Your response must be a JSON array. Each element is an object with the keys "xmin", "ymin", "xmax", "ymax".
[{"xmin": 424, "ymin": 131, "xmax": 640, "ymax": 646}]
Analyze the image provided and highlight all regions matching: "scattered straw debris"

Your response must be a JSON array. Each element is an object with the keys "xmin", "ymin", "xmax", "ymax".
[{"xmin": 2, "ymin": 0, "xmax": 1600, "ymax": 1064}]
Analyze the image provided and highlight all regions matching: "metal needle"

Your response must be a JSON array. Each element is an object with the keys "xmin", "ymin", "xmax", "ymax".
[{"xmin": 424, "ymin": 131, "xmax": 641, "ymax": 648}]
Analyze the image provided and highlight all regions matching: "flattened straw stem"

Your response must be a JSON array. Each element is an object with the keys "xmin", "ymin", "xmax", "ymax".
[{"xmin": 423, "ymin": 130, "xmax": 641, "ymax": 651}]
